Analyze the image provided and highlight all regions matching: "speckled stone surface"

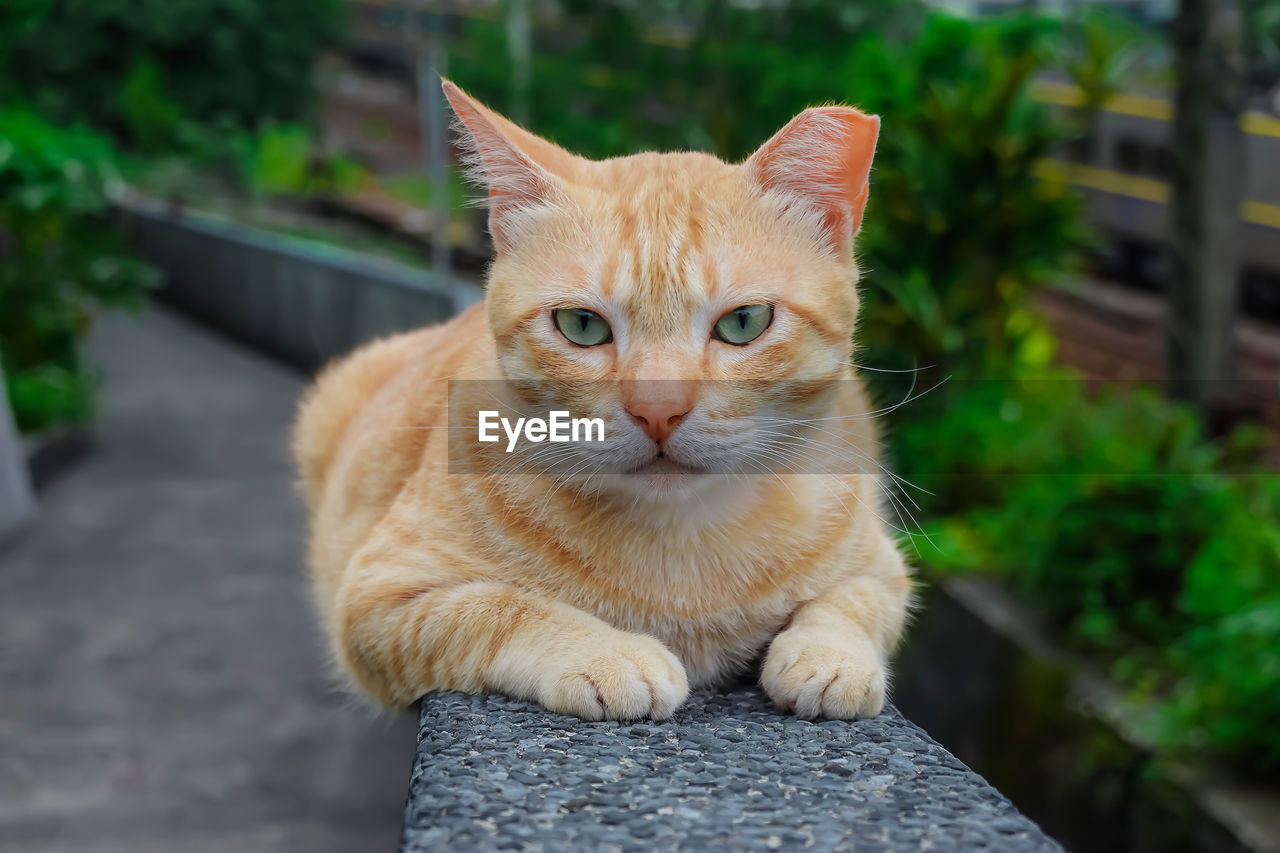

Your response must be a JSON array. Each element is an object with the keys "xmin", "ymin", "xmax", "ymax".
[{"xmin": 401, "ymin": 687, "xmax": 1063, "ymax": 852}]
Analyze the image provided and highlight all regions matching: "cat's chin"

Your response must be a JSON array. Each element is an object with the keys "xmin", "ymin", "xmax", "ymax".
[
  {"xmin": 625, "ymin": 455, "xmax": 704, "ymax": 477},
  {"xmin": 617, "ymin": 455, "xmax": 710, "ymax": 495},
  {"xmin": 590, "ymin": 459, "xmax": 752, "ymax": 511}
]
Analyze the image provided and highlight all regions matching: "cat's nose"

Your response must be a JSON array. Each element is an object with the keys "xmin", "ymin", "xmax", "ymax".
[
  {"xmin": 626, "ymin": 399, "xmax": 691, "ymax": 443},
  {"xmin": 624, "ymin": 382, "xmax": 696, "ymax": 444}
]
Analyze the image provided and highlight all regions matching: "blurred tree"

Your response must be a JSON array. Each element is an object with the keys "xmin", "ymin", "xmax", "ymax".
[
  {"xmin": 0, "ymin": 0, "xmax": 346, "ymax": 151},
  {"xmin": 0, "ymin": 109, "xmax": 158, "ymax": 432},
  {"xmin": 1062, "ymin": 7, "xmax": 1156, "ymax": 162},
  {"xmin": 849, "ymin": 15, "xmax": 1088, "ymax": 394},
  {"xmin": 0, "ymin": 0, "xmax": 348, "ymax": 433},
  {"xmin": 449, "ymin": 0, "xmax": 927, "ymax": 161}
]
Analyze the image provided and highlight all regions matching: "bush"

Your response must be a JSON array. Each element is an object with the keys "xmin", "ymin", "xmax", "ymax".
[
  {"xmin": 894, "ymin": 377, "xmax": 1280, "ymax": 778},
  {"xmin": 449, "ymin": 0, "xmax": 926, "ymax": 163},
  {"xmin": 0, "ymin": 1, "xmax": 346, "ymax": 431},
  {"xmin": 1165, "ymin": 478, "xmax": 1280, "ymax": 774},
  {"xmin": 849, "ymin": 14, "xmax": 1089, "ymax": 389},
  {"xmin": 0, "ymin": 108, "xmax": 157, "ymax": 432},
  {"xmin": 0, "ymin": 0, "xmax": 346, "ymax": 151}
]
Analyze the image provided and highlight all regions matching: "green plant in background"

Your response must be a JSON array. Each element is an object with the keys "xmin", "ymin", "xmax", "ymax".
[
  {"xmin": 0, "ymin": 108, "xmax": 158, "ymax": 432},
  {"xmin": 897, "ymin": 379, "xmax": 1221, "ymax": 642},
  {"xmin": 893, "ymin": 376, "xmax": 1280, "ymax": 778},
  {"xmin": 850, "ymin": 14, "xmax": 1089, "ymax": 390},
  {"xmin": 244, "ymin": 124, "xmax": 367, "ymax": 199},
  {"xmin": 381, "ymin": 171, "xmax": 472, "ymax": 214},
  {"xmin": 0, "ymin": 0, "xmax": 347, "ymax": 433},
  {"xmin": 1162, "ymin": 475, "xmax": 1280, "ymax": 775},
  {"xmin": 1060, "ymin": 7, "xmax": 1159, "ymax": 158},
  {"xmin": 0, "ymin": 0, "xmax": 346, "ymax": 151},
  {"xmin": 449, "ymin": 0, "xmax": 926, "ymax": 161},
  {"xmin": 0, "ymin": 0, "xmax": 357, "ymax": 201}
]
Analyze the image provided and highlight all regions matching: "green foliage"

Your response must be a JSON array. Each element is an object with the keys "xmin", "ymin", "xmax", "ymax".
[
  {"xmin": 125, "ymin": 119, "xmax": 371, "ymax": 208},
  {"xmin": 381, "ymin": 171, "xmax": 472, "ymax": 214},
  {"xmin": 894, "ymin": 377, "xmax": 1280, "ymax": 777},
  {"xmin": 850, "ymin": 15, "xmax": 1090, "ymax": 386},
  {"xmin": 0, "ymin": 1, "xmax": 347, "ymax": 431},
  {"xmin": 1165, "ymin": 478, "xmax": 1280, "ymax": 774},
  {"xmin": 449, "ymin": 0, "xmax": 926, "ymax": 161},
  {"xmin": 0, "ymin": 108, "xmax": 158, "ymax": 432},
  {"xmin": 0, "ymin": 0, "xmax": 346, "ymax": 150},
  {"xmin": 243, "ymin": 124, "xmax": 367, "ymax": 198},
  {"xmin": 1062, "ymin": 6, "xmax": 1160, "ymax": 115}
]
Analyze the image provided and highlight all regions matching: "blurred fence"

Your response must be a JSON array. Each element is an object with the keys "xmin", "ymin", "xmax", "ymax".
[{"xmin": 120, "ymin": 200, "xmax": 482, "ymax": 373}]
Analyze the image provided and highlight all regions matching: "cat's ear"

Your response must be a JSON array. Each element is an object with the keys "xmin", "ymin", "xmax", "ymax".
[
  {"xmin": 743, "ymin": 106, "xmax": 880, "ymax": 256},
  {"xmin": 441, "ymin": 79, "xmax": 579, "ymax": 249}
]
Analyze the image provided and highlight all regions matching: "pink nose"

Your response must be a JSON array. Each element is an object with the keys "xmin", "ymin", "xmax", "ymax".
[
  {"xmin": 626, "ymin": 400, "xmax": 689, "ymax": 443},
  {"xmin": 624, "ymin": 383, "xmax": 696, "ymax": 444}
]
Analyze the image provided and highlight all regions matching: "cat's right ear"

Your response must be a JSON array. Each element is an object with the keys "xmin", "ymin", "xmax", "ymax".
[
  {"xmin": 441, "ymin": 79, "xmax": 578, "ymax": 250},
  {"xmin": 743, "ymin": 105, "xmax": 879, "ymax": 257}
]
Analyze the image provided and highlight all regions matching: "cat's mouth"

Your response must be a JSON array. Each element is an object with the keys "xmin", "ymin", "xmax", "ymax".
[{"xmin": 625, "ymin": 452, "xmax": 706, "ymax": 476}]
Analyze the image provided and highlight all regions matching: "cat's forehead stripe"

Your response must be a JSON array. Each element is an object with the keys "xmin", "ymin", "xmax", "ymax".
[
  {"xmin": 596, "ymin": 242, "xmax": 620, "ymax": 302},
  {"xmin": 596, "ymin": 185, "xmax": 721, "ymax": 338}
]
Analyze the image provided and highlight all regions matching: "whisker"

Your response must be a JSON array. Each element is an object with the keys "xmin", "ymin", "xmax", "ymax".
[{"xmin": 841, "ymin": 361, "xmax": 935, "ymax": 374}]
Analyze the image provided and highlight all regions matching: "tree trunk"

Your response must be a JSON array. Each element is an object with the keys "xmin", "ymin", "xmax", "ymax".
[{"xmin": 1167, "ymin": 0, "xmax": 1246, "ymax": 417}]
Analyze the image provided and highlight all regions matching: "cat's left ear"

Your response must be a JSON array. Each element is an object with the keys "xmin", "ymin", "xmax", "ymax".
[{"xmin": 743, "ymin": 106, "xmax": 880, "ymax": 257}]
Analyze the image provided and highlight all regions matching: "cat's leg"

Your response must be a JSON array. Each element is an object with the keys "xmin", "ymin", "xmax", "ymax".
[
  {"xmin": 761, "ymin": 533, "xmax": 911, "ymax": 719},
  {"xmin": 332, "ymin": 540, "xmax": 689, "ymax": 720}
]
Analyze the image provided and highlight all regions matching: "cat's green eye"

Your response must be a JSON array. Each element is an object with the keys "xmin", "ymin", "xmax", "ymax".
[
  {"xmin": 713, "ymin": 304, "xmax": 773, "ymax": 345},
  {"xmin": 554, "ymin": 308, "xmax": 614, "ymax": 347}
]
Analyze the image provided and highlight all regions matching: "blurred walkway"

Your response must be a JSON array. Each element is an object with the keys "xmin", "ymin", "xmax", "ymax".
[{"xmin": 0, "ymin": 306, "xmax": 415, "ymax": 852}]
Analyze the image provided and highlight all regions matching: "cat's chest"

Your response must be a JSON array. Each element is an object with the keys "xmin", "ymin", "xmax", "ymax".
[
  {"xmin": 519, "ymin": 521, "xmax": 846, "ymax": 628},
  {"xmin": 550, "ymin": 553, "xmax": 812, "ymax": 686},
  {"xmin": 598, "ymin": 589, "xmax": 794, "ymax": 686}
]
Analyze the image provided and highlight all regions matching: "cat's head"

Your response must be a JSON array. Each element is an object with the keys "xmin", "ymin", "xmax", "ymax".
[{"xmin": 444, "ymin": 80, "xmax": 878, "ymax": 502}]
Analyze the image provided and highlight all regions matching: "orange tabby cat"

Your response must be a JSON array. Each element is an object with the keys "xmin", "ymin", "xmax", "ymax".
[{"xmin": 293, "ymin": 80, "xmax": 912, "ymax": 721}]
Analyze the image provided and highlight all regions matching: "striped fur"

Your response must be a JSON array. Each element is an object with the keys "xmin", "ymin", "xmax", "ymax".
[{"xmin": 293, "ymin": 83, "xmax": 911, "ymax": 720}]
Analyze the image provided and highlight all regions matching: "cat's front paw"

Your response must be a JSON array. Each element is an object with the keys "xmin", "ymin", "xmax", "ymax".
[
  {"xmin": 543, "ymin": 634, "xmax": 689, "ymax": 722},
  {"xmin": 761, "ymin": 631, "xmax": 886, "ymax": 720}
]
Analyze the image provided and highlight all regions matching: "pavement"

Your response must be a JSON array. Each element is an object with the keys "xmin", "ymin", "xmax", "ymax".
[{"xmin": 0, "ymin": 306, "xmax": 416, "ymax": 852}]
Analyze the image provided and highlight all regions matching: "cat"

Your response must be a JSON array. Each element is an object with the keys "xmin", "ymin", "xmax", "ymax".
[{"xmin": 293, "ymin": 79, "xmax": 912, "ymax": 721}]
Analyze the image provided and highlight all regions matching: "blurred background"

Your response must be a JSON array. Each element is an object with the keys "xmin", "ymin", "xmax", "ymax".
[{"xmin": 1, "ymin": 1, "xmax": 1278, "ymax": 851}]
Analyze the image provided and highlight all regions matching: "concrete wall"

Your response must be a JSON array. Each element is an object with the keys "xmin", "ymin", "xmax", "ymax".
[
  {"xmin": 0, "ymin": 364, "xmax": 37, "ymax": 545},
  {"xmin": 122, "ymin": 202, "xmax": 483, "ymax": 373}
]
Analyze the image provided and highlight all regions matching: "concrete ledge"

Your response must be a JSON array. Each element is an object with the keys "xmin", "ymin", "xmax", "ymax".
[
  {"xmin": 402, "ymin": 687, "xmax": 1062, "ymax": 852},
  {"xmin": 119, "ymin": 198, "xmax": 483, "ymax": 373}
]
